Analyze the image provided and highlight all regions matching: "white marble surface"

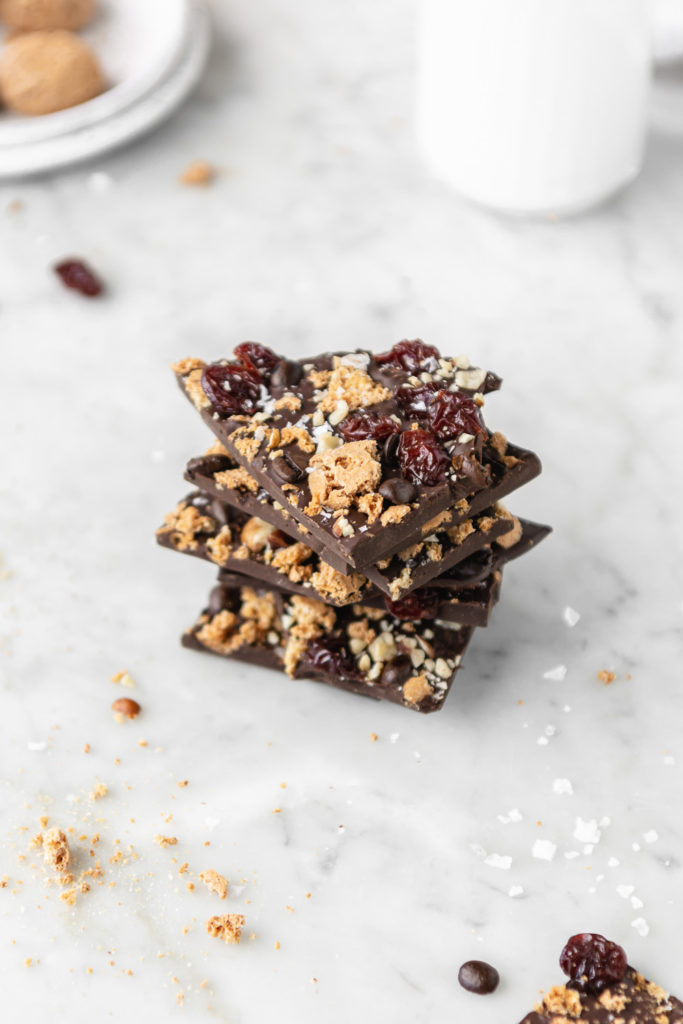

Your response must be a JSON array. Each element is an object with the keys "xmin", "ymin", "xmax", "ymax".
[{"xmin": 2, "ymin": 2, "xmax": 683, "ymax": 1021}]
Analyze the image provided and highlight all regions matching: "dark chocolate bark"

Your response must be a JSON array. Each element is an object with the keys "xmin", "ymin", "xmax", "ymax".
[
  {"xmin": 184, "ymin": 440, "xmax": 542, "ymax": 575},
  {"xmin": 216, "ymin": 567, "xmax": 503, "ymax": 628},
  {"xmin": 181, "ymin": 580, "xmax": 475, "ymax": 712},
  {"xmin": 172, "ymin": 343, "xmax": 541, "ymax": 571},
  {"xmin": 156, "ymin": 490, "xmax": 545, "ymax": 604},
  {"xmin": 521, "ymin": 968, "xmax": 683, "ymax": 1023}
]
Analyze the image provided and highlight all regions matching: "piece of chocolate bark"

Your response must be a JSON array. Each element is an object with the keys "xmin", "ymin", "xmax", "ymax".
[
  {"xmin": 215, "ymin": 567, "xmax": 502, "ymax": 627},
  {"xmin": 156, "ymin": 490, "xmax": 521, "ymax": 604},
  {"xmin": 172, "ymin": 341, "xmax": 541, "ymax": 571},
  {"xmin": 184, "ymin": 438, "xmax": 542, "ymax": 575},
  {"xmin": 521, "ymin": 934, "xmax": 683, "ymax": 1024},
  {"xmin": 181, "ymin": 580, "xmax": 475, "ymax": 712}
]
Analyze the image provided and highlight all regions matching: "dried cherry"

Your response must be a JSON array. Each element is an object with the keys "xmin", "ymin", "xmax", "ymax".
[
  {"xmin": 397, "ymin": 430, "xmax": 450, "ymax": 486},
  {"xmin": 338, "ymin": 411, "xmax": 400, "ymax": 442},
  {"xmin": 376, "ymin": 340, "xmax": 440, "ymax": 373},
  {"xmin": 395, "ymin": 381, "xmax": 440, "ymax": 417},
  {"xmin": 233, "ymin": 342, "xmax": 280, "ymax": 378},
  {"xmin": 54, "ymin": 258, "xmax": 103, "ymax": 297},
  {"xmin": 559, "ymin": 934, "xmax": 627, "ymax": 993},
  {"xmin": 303, "ymin": 638, "xmax": 358, "ymax": 679},
  {"xmin": 427, "ymin": 390, "xmax": 484, "ymax": 441},
  {"xmin": 384, "ymin": 588, "xmax": 440, "ymax": 620},
  {"xmin": 201, "ymin": 363, "xmax": 262, "ymax": 416}
]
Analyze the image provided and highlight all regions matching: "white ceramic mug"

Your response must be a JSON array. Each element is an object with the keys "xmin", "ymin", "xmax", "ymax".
[{"xmin": 417, "ymin": 0, "xmax": 653, "ymax": 215}]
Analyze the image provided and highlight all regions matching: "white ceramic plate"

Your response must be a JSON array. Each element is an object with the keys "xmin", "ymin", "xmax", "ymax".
[{"xmin": 0, "ymin": 0, "xmax": 209, "ymax": 177}]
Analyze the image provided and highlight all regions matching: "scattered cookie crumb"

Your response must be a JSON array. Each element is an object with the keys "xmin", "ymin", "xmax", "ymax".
[
  {"xmin": 110, "ymin": 670, "xmax": 136, "ymax": 688},
  {"xmin": 112, "ymin": 697, "xmax": 141, "ymax": 720},
  {"xmin": 598, "ymin": 670, "xmax": 616, "ymax": 685},
  {"xmin": 154, "ymin": 835, "xmax": 178, "ymax": 848},
  {"xmin": 83, "ymin": 743, "xmax": 90, "ymax": 753},
  {"xmin": 199, "ymin": 870, "xmax": 228, "ymax": 900},
  {"xmin": 206, "ymin": 914, "xmax": 244, "ymax": 944},
  {"xmin": 42, "ymin": 827, "xmax": 70, "ymax": 873},
  {"xmin": 90, "ymin": 783, "xmax": 107, "ymax": 800},
  {"xmin": 274, "ymin": 941, "xmax": 281, "ymax": 950},
  {"xmin": 369, "ymin": 732, "xmax": 378, "ymax": 742},
  {"xmin": 177, "ymin": 780, "xmax": 188, "ymax": 788},
  {"xmin": 180, "ymin": 160, "xmax": 214, "ymax": 186}
]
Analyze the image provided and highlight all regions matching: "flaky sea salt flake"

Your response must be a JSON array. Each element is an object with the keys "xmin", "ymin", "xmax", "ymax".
[
  {"xmin": 563, "ymin": 606, "xmax": 581, "ymax": 627},
  {"xmin": 573, "ymin": 818, "xmax": 601, "ymax": 844},
  {"xmin": 532, "ymin": 839, "xmax": 557, "ymax": 861},
  {"xmin": 484, "ymin": 853, "xmax": 512, "ymax": 870},
  {"xmin": 553, "ymin": 778, "xmax": 574, "ymax": 796}
]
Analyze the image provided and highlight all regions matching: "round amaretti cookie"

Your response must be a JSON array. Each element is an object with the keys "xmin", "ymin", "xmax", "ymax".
[
  {"xmin": 0, "ymin": 0, "xmax": 95, "ymax": 31},
  {"xmin": 0, "ymin": 29, "xmax": 103, "ymax": 115}
]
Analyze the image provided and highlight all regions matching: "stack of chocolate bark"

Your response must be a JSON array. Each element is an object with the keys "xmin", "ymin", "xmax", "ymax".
[{"xmin": 157, "ymin": 340, "xmax": 550, "ymax": 713}]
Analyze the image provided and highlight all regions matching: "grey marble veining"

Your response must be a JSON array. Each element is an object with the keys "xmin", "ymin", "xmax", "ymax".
[{"xmin": 2, "ymin": 1, "xmax": 683, "ymax": 1021}]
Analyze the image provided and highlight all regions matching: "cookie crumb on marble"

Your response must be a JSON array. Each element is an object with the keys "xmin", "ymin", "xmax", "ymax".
[
  {"xmin": 110, "ymin": 670, "xmax": 136, "ymax": 688},
  {"xmin": 206, "ymin": 914, "xmax": 245, "ymax": 944},
  {"xmin": 42, "ymin": 827, "xmax": 71, "ymax": 873},
  {"xmin": 199, "ymin": 869, "xmax": 228, "ymax": 900},
  {"xmin": 154, "ymin": 834, "xmax": 178, "ymax": 848},
  {"xmin": 179, "ymin": 160, "xmax": 215, "ymax": 186}
]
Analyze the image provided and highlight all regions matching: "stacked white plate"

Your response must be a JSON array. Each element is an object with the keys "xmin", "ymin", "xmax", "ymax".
[{"xmin": 0, "ymin": 0, "xmax": 210, "ymax": 178}]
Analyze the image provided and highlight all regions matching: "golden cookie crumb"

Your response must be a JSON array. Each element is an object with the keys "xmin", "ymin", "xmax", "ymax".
[
  {"xmin": 206, "ymin": 914, "xmax": 244, "ymax": 944},
  {"xmin": 179, "ymin": 160, "xmax": 214, "ymax": 186},
  {"xmin": 154, "ymin": 835, "xmax": 178, "ymax": 848},
  {"xmin": 199, "ymin": 869, "xmax": 228, "ymax": 900},
  {"xmin": 42, "ymin": 827, "xmax": 70, "ymax": 873}
]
